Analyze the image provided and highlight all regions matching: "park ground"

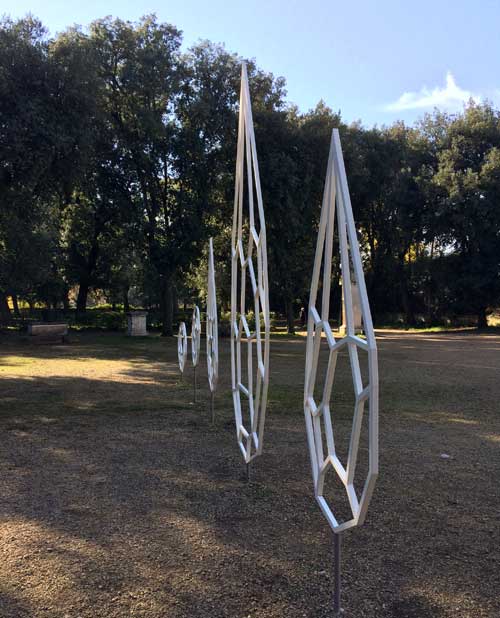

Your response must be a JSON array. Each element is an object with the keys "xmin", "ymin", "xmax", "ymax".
[{"xmin": 0, "ymin": 330, "xmax": 499, "ymax": 618}]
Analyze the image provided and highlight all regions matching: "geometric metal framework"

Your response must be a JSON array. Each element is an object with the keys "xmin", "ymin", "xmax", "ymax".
[
  {"xmin": 206, "ymin": 238, "xmax": 219, "ymax": 394},
  {"xmin": 231, "ymin": 62, "xmax": 270, "ymax": 464},
  {"xmin": 304, "ymin": 128, "xmax": 379, "ymax": 533},
  {"xmin": 178, "ymin": 321, "xmax": 188, "ymax": 375},
  {"xmin": 191, "ymin": 305, "xmax": 201, "ymax": 367}
]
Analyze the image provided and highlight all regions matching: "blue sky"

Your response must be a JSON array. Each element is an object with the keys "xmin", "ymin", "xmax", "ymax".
[{"xmin": 2, "ymin": 0, "xmax": 499, "ymax": 127}]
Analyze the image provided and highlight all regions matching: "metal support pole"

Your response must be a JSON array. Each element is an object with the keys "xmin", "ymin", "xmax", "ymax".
[
  {"xmin": 333, "ymin": 532, "xmax": 342, "ymax": 615},
  {"xmin": 210, "ymin": 391, "xmax": 215, "ymax": 424},
  {"xmin": 193, "ymin": 366, "xmax": 197, "ymax": 403},
  {"xmin": 246, "ymin": 462, "xmax": 250, "ymax": 483}
]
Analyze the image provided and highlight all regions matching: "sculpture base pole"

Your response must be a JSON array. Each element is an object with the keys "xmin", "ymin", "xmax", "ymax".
[
  {"xmin": 210, "ymin": 391, "xmax": 215, "ymax": 424},
  {"xmin": 246, "ymin": 462, "xmax": 250, "ymax": 483},
  {"xmin": 193, "ymin": 366, "xmax": 197, "ymax": 403},
  {"xmin": 333, "ymin": 532, "xmax": 342, "ymax": 615}
]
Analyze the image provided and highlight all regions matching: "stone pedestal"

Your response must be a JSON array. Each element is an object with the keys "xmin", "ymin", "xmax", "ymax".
[
  {"xmin": 127, "ymin": 311, "xmax": 148, "ymax": 336},
  {"xmin": 339, "ymin": 282, "xmax": 362, "ymax": 335}
]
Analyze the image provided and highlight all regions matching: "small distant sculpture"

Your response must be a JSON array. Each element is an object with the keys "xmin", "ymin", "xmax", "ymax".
[
  {"xmin": 191, "ymin": 305, "xmax": 201, "ymax": 402},
  {"xmin": 206, "ymin": 238, "xmax": 219, "ymax": 422},
  {"xmin": 231, "ymin": 62, "xmax": 270, "ymax": 467},
  {"xmin": 177, "ymin": 322, "xmax": 188, "ymax": 376},
  {"xmin": 191, "ymin": 305, "xmax": 201, "ymax": 367}
]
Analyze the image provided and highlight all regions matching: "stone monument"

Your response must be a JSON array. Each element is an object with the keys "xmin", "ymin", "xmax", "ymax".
[
  {"xmin": 339, "ymin": 279, "xmax": 363, "ymax": 335},
  {"xmin": 127, "ymin": 311, "xmax": 148, "ymax": 336}
]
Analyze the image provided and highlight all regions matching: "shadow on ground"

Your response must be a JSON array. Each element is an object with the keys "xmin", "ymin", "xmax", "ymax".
[{"xmin": 0, "ymin": 331, "xmax": 499, "ymax": 617}]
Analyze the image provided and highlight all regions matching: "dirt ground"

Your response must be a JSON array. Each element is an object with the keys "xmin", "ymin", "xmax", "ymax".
[{"xmin": 0, "ymin": 329, "xmax": 499, "ymax": 618}]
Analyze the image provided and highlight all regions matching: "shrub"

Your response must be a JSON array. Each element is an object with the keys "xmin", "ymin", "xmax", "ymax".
[{"xmin": 101, "ymin": 311, "xmax": 127, "ymax": 331}]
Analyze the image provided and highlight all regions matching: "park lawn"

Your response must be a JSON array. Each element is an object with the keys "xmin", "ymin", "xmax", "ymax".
[{"xmin": 0, "ymin": 330, "xmax": 499, "ymax": 618}]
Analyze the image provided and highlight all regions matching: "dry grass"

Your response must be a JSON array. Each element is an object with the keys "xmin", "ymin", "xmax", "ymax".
[{"xmin": 0, "ymin": 329, "xmax": 499, "ymax": 617}]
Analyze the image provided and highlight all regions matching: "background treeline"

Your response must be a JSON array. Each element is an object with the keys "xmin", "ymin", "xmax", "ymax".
[{"xmin": 2, "ymin": 15, "xmax": 500, "ymax": 334}]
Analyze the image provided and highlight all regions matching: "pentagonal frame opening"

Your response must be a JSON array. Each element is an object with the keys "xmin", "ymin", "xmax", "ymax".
[
  {"xmin": 322, "ymin": 340, "xmax": 358, "ymax": 473},
  {"xmin": 316, "ymin": 457, "xmax": 357, "ymax": 531}
]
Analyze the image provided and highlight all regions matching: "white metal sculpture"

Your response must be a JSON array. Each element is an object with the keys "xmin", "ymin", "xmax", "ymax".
[
  {"xmin": 191, "ymin": 305, "xmax": 201, "ymax": 402},
  {"xmin": 304, "ymin": 128, "xmax": 379, "ymax": 534},
  {"xmin": 206, "ymin": 238, "xmax": 219, "ymax": 422},
  {"xmin": 191, "ymin": 305, "xmax": 201, "ymax": 367},
  {"xmin": 177, "ymin": 322, "xmax": 188, "ymax": 376},
  {"xmin": 231, "ymin": 63, "xmax": 270, "ymax": 465}
]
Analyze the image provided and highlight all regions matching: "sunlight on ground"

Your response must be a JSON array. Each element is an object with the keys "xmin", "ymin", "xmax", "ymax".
[
  {"xmin": 0, "ymin": 332, "xmax": 499, "ymax": 617},
  {"xmin": 448, "ymin": 418, "xmax": 479, "ymax": 425},
  {"xmin": 480, "ymin": 433, "xmax": 500, "ymax": 444},
  {"xmin": 0, "ymin": 354, "xmax": 174, "ymax": 386}
]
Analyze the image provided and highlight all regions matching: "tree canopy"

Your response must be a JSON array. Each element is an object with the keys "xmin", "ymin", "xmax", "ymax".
[{"xmin": 1, "ymin": 14, "xmax": 500, "ymax": 331}]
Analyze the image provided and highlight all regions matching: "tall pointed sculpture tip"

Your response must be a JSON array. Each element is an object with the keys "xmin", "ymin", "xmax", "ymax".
[
  {"xmin": 330, "ymin": 128, "xmax": 339, "ymax": 153},
  {"xmin": 241, "ymin": 61, "xmax": 249, "ymax": 88}
]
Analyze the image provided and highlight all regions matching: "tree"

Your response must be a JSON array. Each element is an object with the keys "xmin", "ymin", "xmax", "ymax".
[
  {"xmin": 0, "ymin": 17, "xmax": 103, "ymax": 317},
  {"xmin": 88, "ymin": 15, "xmax": 185, "ymax": 333},
  {"xmin": 0, "ymin": 17, "xmax": 55, "ymax": 316},
  {"xmin": 3, "ymin": 13, "xmax": 500, "ymax": 331},
  {"xmin": 433, "ymin": 102, "xmax": 500, "ymax": 327}
]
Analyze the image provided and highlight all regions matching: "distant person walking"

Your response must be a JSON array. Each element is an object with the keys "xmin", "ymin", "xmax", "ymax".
[{"xmin": 299, "ymin": 306, "xmax": 306, "ymax": 328}]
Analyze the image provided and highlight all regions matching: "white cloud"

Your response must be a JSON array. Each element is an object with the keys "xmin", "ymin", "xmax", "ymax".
[{"xmin": 385, "ymin": 72, "xmax": 480, "ymax": 112}]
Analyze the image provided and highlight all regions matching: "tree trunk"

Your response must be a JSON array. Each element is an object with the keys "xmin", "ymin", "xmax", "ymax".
[
  {"xmin": 477, "ymin": 307, "xmax": 488, "ymax": 329},
  {"xmin": 123, "ymin": 286, "xmax": 130, "ymax": 313},
  {"xmin": 402, "ymin": 288, "xmax": 416, "ymax": 326},
  {"xmin": 76, "ymin": 238, "xmax": 99, "ymax": 317},
  {"xmin": 12, "ymin": 294, "xmax": 21, "ymax": 318},
  {"xmin": 76, "ymin": 281, "xmax": 89, "ymax": 315},
  {"xmin": 398, "ymin": 256, "xmax": 416, "ymax": 326},
  {"xmin": 284, "ymin": 297, "xmax": 295, "ymax": 335},
  {"xmin": 0, "ymin": 291, "xmax": 11, "ymax": 322},
  {"xmin": 160, "ymin": 277, "xmax": 174, "ymax": 336},
  {"xmin": 172, "ymin": 285, "xmax": 178, "ymax": 317},
  {"xmin": 62, "ymin": 287, "xmax": 70, "ymax": 312}
]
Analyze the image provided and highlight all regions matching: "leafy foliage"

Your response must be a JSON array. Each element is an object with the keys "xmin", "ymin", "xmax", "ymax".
[{"xmin": 1, "ymin": 15, "xmax": 500, "ymax": 330}]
